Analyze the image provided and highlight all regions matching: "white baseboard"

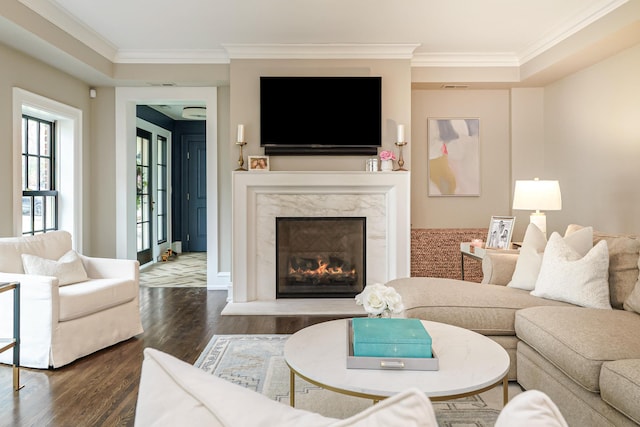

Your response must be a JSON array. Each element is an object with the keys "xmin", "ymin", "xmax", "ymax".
[{"xmin": 208, "ymin": 271, "xmax": 230, "ymax": 291}]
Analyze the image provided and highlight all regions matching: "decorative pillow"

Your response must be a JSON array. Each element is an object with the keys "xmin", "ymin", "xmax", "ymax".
[
  {"xmin": 531, "ymin": 233, "xmax": 611, "ymax": 309},
  {"xmin": 495, "ymin": 390, "xmax": 568, "ymax": 427},
  {"xmin": 507, "ymin": 223, "xmax": 547, "ymax": 290},
  {"xmin": 22, "ymin": 250, "xmax": 88, "ymax": 286},
  {"xmin": 507, "ymin": 225, "xmax": 593, "ymax": 291},
  {"xmin": 568, "ymin": 225, "xmax": 640, "ymax": 309}
]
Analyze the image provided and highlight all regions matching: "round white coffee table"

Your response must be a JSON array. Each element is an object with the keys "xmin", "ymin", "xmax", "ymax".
[{"xmin": 284, "ymin": 319, "xmax": 510, "ymax": 406}]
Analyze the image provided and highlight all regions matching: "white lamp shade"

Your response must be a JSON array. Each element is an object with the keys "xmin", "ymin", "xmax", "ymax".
[{"xmin": 512, "ymin": 180, "xmax": 562, "ymax": 211}]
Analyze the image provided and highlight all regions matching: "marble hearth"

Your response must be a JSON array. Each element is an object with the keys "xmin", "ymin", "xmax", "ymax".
[{"xmin": 226, "ymin": 171, "xmax": 410, "ymax": 313}]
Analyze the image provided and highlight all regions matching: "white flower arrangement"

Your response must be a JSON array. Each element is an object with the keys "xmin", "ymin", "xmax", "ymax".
[{"xmin": 355, "ymin": 283, "xmax": 405, "ymax": 318}]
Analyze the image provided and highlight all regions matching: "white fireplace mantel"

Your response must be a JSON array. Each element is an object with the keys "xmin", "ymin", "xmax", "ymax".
[{"xmin": 230, "ymin": 171, "xmax": 411, "ymax": 303}]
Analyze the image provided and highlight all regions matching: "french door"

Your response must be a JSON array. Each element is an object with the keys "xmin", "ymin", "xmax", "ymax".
[
  {"xmin": 136, "ymin": 120, "xmax": 172, "ymax": 265},
  {"xmin": 136, "ymin": 128, "xmax": 153, "ymax": 265}
]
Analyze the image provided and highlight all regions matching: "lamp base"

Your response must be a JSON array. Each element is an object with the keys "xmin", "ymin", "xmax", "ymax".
[{"xmin": 529, "ymin": 212, "xmax": 547, "ymax": 236}]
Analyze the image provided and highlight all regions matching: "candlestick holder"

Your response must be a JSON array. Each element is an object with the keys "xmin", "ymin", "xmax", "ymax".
[
  {"xmin": 394, "ymin": 141, "xmax": 408, "ymax": 171},
  {"xmin": 235, "ymin": 141, "xmax": 247, "ymax": 171}
]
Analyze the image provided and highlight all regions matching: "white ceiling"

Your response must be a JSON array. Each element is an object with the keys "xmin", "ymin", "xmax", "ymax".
[{"xmin": 19, "ymin": 0, "xmax": 629, "ymax": 65}]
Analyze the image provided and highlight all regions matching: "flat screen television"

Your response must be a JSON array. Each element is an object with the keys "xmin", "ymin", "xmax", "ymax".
[{"xmin": 260, "ymin": 76, "xmax": 382, "ymax": 155}]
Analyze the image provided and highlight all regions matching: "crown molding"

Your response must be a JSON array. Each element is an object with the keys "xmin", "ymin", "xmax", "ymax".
[
  {"xmin": 114, "ymin": 49, "xmax": 230, "ymax": 64},
  {"xmin": 223, "ymin": 44, "xmax": 420, "ymax": 59},
  {"xmin": 19, "ymin": 0, "xmax": 117, "ymax": 61},
  {"xmin": 411, "ymin": 52, "xmax": 520, "ymax": 68},
  {"xmin": 518, "ymin": 0, "xmax": 629, "ymax": 64}
]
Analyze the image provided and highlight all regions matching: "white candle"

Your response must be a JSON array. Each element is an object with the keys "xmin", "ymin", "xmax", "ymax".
[
  {"xmin": 237, "ymin": 124, "xmax": 245, "ymax": 142},
  {"xmin": 397, "ymin": 124, "xmax": 405, "ymax": 142}
]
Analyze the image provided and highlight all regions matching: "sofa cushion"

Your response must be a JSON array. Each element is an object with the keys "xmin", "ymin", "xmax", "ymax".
[
  {"xmin": 59, "ymin": 278, "xmax": 138, "ymax": 321},
  {"xmin": 531, "ymin": 234, "xmax": 611, "ymax": 309},
  {"xmin": 515, "ymin": 306, "xmax": 640, "ymax": 392},
  {"xmin": 0, "ymin": 231, "xmax": 72, "ymax": 274},
  {"xmin": 600, "ymin": 359, "xmax": 640, "ymax": 424},
  {"xmin": 22, "ymin": 250, "xmax": 88, "ymax": 286},
  {"xmin": 135, "ymin": 348, "xmax": 439, "ymax": 427},
  {"xmin": 389, "ymin": 277, "xmax": 573, "ymax": 336}
]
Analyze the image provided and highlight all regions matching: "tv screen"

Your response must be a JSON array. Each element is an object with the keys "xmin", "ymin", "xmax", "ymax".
[{"xmin": 260, "ymin": 76, "xmax": 382, "ymax": 155}]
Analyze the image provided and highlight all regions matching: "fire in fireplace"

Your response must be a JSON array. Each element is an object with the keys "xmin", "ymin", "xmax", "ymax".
[{"xmin": 276, "ymin": 217, "xmax": 366, "ymax": 298}]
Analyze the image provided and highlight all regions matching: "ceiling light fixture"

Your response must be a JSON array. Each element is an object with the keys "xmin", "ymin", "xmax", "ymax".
[{"xmin": 182, "ymin": 106, "xmax": 207, "ymax": 120}]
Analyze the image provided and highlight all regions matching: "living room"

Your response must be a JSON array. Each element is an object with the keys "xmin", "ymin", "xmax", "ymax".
[{"xmin": 1, "ymin": 0, "xmax": 639, "ymax": 425}]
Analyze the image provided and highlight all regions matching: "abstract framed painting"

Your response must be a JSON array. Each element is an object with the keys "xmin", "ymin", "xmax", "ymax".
[{"xmin": 427, "ymin": 118, "xmax": 480, "ymax": 196}]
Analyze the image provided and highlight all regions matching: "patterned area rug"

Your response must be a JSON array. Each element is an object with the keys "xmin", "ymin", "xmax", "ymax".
[
  {"xmin": 195, "ymin": 335, "xmax": 518, "ymax": 425},
  {"xmin": 139, "ymin": 252, "xmax": 207, "ymax": 287}
]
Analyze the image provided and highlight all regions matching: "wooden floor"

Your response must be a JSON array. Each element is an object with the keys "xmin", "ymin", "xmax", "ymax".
[{"xmin": 0, "ymin": 287, "xmax": 345, "ymax": 427}]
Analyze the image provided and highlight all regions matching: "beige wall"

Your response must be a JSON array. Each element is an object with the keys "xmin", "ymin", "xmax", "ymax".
[
  {"xmin": 89, "ymin": 87, "xmax": 116, "ymax": 256},
  {"xmin": 0, "ymin": 43, "xmax": 91, "ymax": 241},
  {"xmin": 410, "ymin": 90, "xmax": 512, "ymax": 231},
  {"xmin": 217, "ymin": 86, "xmax": 232, "ymax": 273},
  {"xmin": 510, "ymin": 88, "xmax": 545, "ymax": 239},
  {"xmin": 543, "ymin": 43, "xmax": 640, "ymax": 235}
]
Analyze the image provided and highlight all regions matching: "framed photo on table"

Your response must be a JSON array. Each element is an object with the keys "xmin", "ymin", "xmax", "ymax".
[
  {"xmin": 486, "ymin": 216, "xmax": 515, "ymax": 249},
  {"xmin": 248, "ymin": 155, "xmax": 270, "ymax": 171}
]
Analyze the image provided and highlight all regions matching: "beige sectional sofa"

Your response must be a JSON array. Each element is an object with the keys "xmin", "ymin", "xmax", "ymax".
[{"xmin": 391, "ymin": 225, "xmax": 640, "ymax": 426}]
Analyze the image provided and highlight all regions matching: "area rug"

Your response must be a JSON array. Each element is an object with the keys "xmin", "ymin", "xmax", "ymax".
[
  {"xmin": 195, "ymin": 334, "xmax": 519, "ymax": 425},
  {"xmin": 140, "ymin": 252, "xmax": 207, "ymax": 287}
]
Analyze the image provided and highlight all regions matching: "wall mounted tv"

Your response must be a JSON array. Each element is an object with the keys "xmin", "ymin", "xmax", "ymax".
[{"xmin": 260, "ymin": 76, "xmax": 382, "ymax": 155}]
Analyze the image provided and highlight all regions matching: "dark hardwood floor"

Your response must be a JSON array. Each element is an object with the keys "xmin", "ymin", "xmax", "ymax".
[{"xmin": 0, "ymin": 287, "xmax": 345, "ymax": 427}]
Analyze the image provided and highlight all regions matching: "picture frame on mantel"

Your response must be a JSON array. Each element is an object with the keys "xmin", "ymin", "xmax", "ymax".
[
  {"xmin": 427, "ymin": 118, "xmax": 480, "ymax": 196},
  {"xmin": 486, "ymin": 216, "xmax": 515, "ymax": 249},
  {"xmin": 248, "ymin": 155, "xmax": 270, "ymax": 171}
]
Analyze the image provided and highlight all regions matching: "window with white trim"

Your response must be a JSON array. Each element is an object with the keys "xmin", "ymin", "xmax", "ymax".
[{"xmin": 22, "ymin": 114, "xmax": 58, "ymax": 235}]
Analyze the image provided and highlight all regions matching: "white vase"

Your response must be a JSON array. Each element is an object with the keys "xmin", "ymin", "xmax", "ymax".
[{"xmin": 380, "ymin": 159, "xmax": 393, "ymax": 171}]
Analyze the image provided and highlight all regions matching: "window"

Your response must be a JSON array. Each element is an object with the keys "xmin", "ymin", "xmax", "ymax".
[{"xmin": 22, "ymin": 115, "xmax": 58, "ymax": 235}]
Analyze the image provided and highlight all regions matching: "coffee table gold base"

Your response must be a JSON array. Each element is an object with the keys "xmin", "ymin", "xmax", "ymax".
[{"xmin": 288, "ymin": 364, "xmax": 509, "ymax": 407}]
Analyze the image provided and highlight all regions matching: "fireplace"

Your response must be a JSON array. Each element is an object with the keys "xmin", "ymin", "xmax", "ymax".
[{"xmin": 276, "ymin": 217, "xmax": 366, "ymax": 298}]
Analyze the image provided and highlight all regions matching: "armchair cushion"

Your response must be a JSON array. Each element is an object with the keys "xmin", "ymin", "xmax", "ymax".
[
  {"xmin": 59, "ymin": 278, "xmax": 138, "ymax": 322},
  {"xmin": 0, "ymin": 230, "xmax": 71, "ymax": 274},
  {"xmin": 22, "ymin": 250, "xmax": 88, "ymax": 286}
]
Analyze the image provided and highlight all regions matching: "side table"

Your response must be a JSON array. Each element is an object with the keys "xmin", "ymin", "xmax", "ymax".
[
  {"xmin": 460, "ymin": 243, "xmax": 519, "ymax": 280},
  {"xmin": 0, "ymin": 282, "xmax": 22, "ymax": 391}
]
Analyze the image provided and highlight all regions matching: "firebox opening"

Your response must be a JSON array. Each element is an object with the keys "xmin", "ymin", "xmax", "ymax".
[{"xmin": 276, "ymin": 217, "xmax": 366, "ymax": 298}]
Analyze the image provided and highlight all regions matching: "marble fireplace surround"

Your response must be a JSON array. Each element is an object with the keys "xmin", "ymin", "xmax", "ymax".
[{"xmin": 225, "ymin": 171, "xmax": 410, "ymax": 314}]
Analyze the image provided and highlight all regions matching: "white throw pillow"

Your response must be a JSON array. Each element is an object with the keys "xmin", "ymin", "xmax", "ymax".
[
  {"xmin": 531, "ymin": 233, "xmax": 611, "ymax": 309},
  {"xmin": 508, "ymin": 225, "xmax": 593, "ymax": 291},
  {"xmin": 22, "ymin": 250, "xmax": 88, "ymax": 286},
  {"xmin": 495, "ymin": 390, "xmax": 568, "ymax": 427},
  {"xmin": 507, "ymin": 223, "xmax": 547, "ymax": 290}
]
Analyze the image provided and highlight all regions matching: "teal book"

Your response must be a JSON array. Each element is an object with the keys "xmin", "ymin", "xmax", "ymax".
[{"xmin": 352, "ymin": 318, "xmax": 432, "ymax": 358}]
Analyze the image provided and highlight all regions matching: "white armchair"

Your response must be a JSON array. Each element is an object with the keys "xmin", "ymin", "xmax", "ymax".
[{"xmin": 0, "ymin": 231, "xmax": 143, "ymax": 368}]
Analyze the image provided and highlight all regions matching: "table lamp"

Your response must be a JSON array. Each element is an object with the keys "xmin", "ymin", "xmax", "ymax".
[{"xmin": 512, "ymin": 178, "xmax": 562, "ymax": 235}]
